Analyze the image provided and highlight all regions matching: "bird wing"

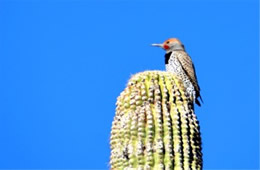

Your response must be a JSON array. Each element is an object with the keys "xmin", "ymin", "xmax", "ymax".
[{"xmin": 176, "ymin": 51, "xmax": 200, "ymax": 93}]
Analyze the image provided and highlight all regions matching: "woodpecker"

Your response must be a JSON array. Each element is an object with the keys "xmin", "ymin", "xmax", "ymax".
[{"xmin": 152, "ymin": 38, "xmax": 203, "ymax": 106}]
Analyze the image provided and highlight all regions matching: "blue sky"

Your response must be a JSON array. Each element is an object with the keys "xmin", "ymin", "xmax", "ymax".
[{"xmin": 0, "ymin": 0, "xmax": 258, "ymax": 169}]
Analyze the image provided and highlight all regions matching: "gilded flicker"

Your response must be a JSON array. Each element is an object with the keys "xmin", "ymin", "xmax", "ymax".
[{"xmin": 152, "ymin": 38, "xmax": 203, "ymax": 106}]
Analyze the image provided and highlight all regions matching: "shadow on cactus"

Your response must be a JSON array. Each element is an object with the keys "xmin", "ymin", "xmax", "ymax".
[{"xmin": 110, "ymin": 71, "xmax": 202, "ymax": 170}]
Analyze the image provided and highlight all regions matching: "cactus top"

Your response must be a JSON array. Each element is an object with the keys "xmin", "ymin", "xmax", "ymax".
[{"xmin": 110, "ymin": 71, "xmax": 202, "ymax": 170}]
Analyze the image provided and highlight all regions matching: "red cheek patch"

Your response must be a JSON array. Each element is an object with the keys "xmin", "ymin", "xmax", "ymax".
[{"xmin": 163, "ymin": 45, "xmax": 170, "ymax": 50}]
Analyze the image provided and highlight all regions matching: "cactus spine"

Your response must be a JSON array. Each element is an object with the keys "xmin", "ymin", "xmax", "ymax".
[{"xmin": 110, "ymin": 71, "xmax": 202, "ymax": 170}]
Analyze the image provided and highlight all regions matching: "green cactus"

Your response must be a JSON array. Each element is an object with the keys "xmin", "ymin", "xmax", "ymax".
[{"xmin": 110, "ymin": 71, "xmax": 202, "ymax": 170}]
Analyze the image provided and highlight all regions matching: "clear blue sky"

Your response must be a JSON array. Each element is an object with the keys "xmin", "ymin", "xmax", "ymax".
[{"xmin": 0, "ymin": 0, "xmax": 258, "ymax": 169}]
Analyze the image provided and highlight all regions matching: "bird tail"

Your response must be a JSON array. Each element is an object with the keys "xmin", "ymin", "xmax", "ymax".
[{"xmin": 195, "ymin": 95, "xmax": 203, "ymax": 107}]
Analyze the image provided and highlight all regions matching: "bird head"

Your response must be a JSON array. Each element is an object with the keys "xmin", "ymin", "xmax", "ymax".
[{"xmin": 152, "ymin": 38, "xmax": 184, "ymax": 51}]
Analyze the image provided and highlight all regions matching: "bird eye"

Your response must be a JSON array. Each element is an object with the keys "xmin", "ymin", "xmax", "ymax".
[{"xmin": 166, "ymin": 41, "xmax": 170, "ymax": 44}]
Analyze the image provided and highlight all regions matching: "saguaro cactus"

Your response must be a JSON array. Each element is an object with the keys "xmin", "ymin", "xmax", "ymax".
[{"xmin": 110, "ymin": 71, "xmax": 202, "ymax": 170}]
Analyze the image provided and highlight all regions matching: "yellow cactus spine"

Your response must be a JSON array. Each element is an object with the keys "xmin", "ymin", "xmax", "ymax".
[{"xmin": 110, "ymin": 71, "xmax": 202, "ymax": 170}]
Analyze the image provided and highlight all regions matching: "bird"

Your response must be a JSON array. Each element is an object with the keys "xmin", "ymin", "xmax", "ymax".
[{"xmin": 152, "ymin": 38, "xmax": 203, "ymax": 106}]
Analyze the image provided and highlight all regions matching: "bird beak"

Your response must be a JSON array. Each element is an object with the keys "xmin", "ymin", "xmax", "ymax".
[{"xmin": 151, "ymin": 43, "xmax": 163, "ymax": 48}]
